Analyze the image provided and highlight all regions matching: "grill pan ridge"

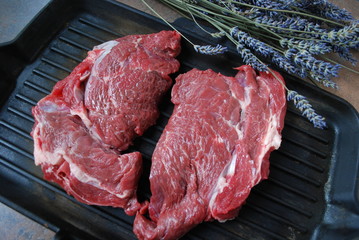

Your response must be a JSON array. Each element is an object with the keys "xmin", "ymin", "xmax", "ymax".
[{"xmin": 0, "ymin": 0, "xmax": 358, "ymax": 239}]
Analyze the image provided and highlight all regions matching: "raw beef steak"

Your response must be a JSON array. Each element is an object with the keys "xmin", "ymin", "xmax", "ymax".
[
  {"xmin": 134, "ymin": 65, "xmax": 286, "ymax": 239},
  {"xmin": 31, "ymin": 31, "xmax": 181, "ymax": 215}
]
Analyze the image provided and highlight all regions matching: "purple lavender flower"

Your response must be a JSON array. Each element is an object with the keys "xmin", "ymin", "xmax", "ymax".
[
  {"xmin": 280, "ymin": 38, "xmax": 331, "ymax": 55},
  {"xmin": 254, "ymin": 15, "xmax": 302, "ymax": 30},
  {"xmin": 307, "ymin": 0, "xmax": 354, "ymax": 22},
  {"xmin": 210, "ymin": 31, "xmax": 226, "ymax": 38},
  {"xmin": 236, "ymin": 43, "xmax": 268, "ymax": 72},
  {"xmin": 240, "ymin": 0, "xmax": 282, "ymax": 9},
  {"xmin": 322, "ymin": 80, "xmax": 338, "ymax": 89},
  {"xmin": 253, "ymin": 15, "xmax": 326, "ymax": 38},
  {"xmin": 323, "ymin": 22, "xmax": 359, "ymax": 49},
  {"xmin": 271, "ymin": 52, "xmax": 306, "ymax": 78},
  {"xmin": 230, "ymin": 27, "xmax": 275, "ymax": 57},
  {"xmin": 193, "ymin": 44, "xmax": 227, "ymax": 55},
  {"xmin": 309, "ymin": 72, "xmax": 338, "ymax": 89},
  {"xmin": 230, "ymin": 6, "xmax": 262, "ymax": 18},
  {"xmin": 284, "ymin": 49, "xmax": 339, "ymax": 88},
  {"xmin": 277, "ymin": 0, "xmax": 353, "ymax": 22},
  {"xmin": 285, "ymin": 49, "xmax": 340, "ymax": 77},
  {"xmin": 275, "ymin": 0, "xmax": 304, "ymax": 8},
  {"xmin": 333, "ymin": 46, "xmax": 357, "ymax": 65},
  {"xmin": 287, "ymin": 90, "xmax": 327, "ymax": 129}
]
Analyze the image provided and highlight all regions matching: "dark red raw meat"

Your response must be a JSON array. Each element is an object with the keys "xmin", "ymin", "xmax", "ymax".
[
  {"xmin": 134, "ymin": 65, "xmax": 286, "ymax": 239},
  {"xmin": 31, "ymin": 30, "xmax": 181, "ymax": 215}
]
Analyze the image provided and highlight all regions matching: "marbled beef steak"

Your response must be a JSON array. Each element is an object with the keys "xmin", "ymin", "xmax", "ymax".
[
  {"xmin": 31, "ymin": 31, "xmax": 181, "ymax": 215},
  {"xmin": 134, "ymin": 66, "xmax": 286, "ymax": 239}
]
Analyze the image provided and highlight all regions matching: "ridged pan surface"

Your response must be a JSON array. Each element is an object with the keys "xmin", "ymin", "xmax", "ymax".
[{"xmin": 0, "ymin": 1, "xmax": 358, "ymax": 240}]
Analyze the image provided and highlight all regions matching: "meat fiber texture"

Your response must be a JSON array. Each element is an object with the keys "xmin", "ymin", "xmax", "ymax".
[
  {"xmin": 31, "ymin": 31, "xmax": 181, "ymax": 215},
  {"xmin": 134, "ymin": 65, "xmax": 287, "ymax": 239}
]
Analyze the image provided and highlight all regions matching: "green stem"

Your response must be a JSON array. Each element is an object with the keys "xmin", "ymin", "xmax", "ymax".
[
  {"xmin": 183, "ymin": 3, "xmax": 216, "ymax": 36},
  {"xmin": 252, "ymin": 22, "xmax": 328, "ymax": 36},
  {"xmin": 140, "ymin": 0, "xmax": 196, "ymax": 46},
  {"xmin": 323, "ymin": 57, "xmax": 359, "ymax": 74},
  {"xmin": 279, "ymin": 35, "xmax": 332, "ymax": 43}
]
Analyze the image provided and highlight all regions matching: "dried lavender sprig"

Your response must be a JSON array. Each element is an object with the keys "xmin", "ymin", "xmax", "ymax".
[
  {"xmin": 194, "ymin": 44, "xmax": 228, "ymax": 55},
  {"xmin": 280, "ymin": 38, "xmax": 331, "ymax": 55},
  {"xmin": 210, "ymin": 31, "xmax": 226, "ymax": 38},
  {"xmin": 287, "ymin": 90, "xmax": 327, "ymax": 129},
  {"xmin": 239, "ymin": 0, "xmax": 287, "ymax": 17},
  {"xmin": 196, "ymin": 0, "xmax": 358, "ymax": 48},
  {"xmin": 248, "ymin": 0, "xmax": 352, "ymax": 25},
  {"xmin": 309, "ymin": 72, "xmax": 339, "ymax": 89},
  {"xmin": 229, "ymin": 25, "xmax": 308, "ymax": 78},
  {"xmin": 230, "ymin": 27, "xmax": 275, "ymax": 57},
  {"xmin": 275, "ymin": 0, "xmax": 306, "ymax": 8},
  {"xmin": 322, "ymin": 80, "xmax": 338, "ymax": 89},
  {"xmin": 271, "ymin": 52, "xmax": 306, "ymax": 78},
  {"xmin": 285, "ymin": 49, "xmax": 340, "ymax": 78},
  {"xmin": 231, "ymin": 7, "xmax": 262, "ymax": 18},
  {"xmin": 241, "ymin": 0, "xmax": 285, "ymax": 9},
  {"xmin": 236, "ymin": 43, "xmax": 268, "ymax": 72},
  {"xmin": 230, "ymin": 27, "xmax": 337, "ymax": 85},
  {"xmin": 215, "ymin": 0, "xmax": 264, "ymax": 18},
  {"xmin": 283, "ymin": 48, "xmax": 340, "ymax": 89},
  {"xmin": 333, "ymin": 46, "xmax": 357, "ymax": 65},
  {"xmin": 225, "ymin": 0, "xmax": 345, "ymax": 27},
  {"xmin": 253, "ymin": 15, "xmax": 327, "ymax": 39},
  {"xmin": 322, "ymin": 22, "xmax": 359, "ymax": 48},
  {"xmin": 253, "ymin": 15, "xmax": 305, "ymax": 31},
  {"xmin": 303, "ymin": 0, "xmax": 355, "ymax": 22}
]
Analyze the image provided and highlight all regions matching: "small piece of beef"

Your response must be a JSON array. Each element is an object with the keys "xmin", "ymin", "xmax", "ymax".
[
  {"xmin": 134, "ymin": 65, "xmax": 286, "ymax": 239},
  {"xmin": 31, "ymin": 31, "xmax": 181, "ymax": 215}
]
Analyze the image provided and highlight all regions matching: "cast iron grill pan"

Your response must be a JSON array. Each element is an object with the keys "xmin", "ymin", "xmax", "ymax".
[{"xmin": 0, "ymin": 1, "xmax": 358, "ymax": 239}]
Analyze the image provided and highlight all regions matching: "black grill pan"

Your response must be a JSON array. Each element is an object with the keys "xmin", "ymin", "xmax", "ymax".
[{"xmin": 0, "ymin": 0, "xmax": 358, "ymax": 239}]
